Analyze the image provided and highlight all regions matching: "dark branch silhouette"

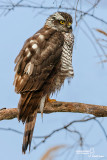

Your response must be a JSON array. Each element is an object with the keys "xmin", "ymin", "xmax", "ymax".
[
  {"xmin": 0, "ymin": 116, "xmax": 106, "ymax": 154},
  {"xmin": 0, "ymin": 1, "xmax": 107, "ymax": 25}
]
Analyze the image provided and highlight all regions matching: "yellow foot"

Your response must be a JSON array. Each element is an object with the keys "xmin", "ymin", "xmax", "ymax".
[{"xmin": 47, "ymin": 96, "xmax": 56, "ymax": 103}]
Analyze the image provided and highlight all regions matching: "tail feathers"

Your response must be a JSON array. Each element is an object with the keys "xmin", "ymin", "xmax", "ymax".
[
  {"xmin": 18, "ymin": 92, "xmax": 33, "ymax": 122},
  {"xmin": 18, "ymin": 91, "xmax": 43, "ymax": 153},
  {"xmin": 18, "ymin": 91, "xmax": 41, "ymax": 122},
  {"xmin": 22, "ymin": 111, "xmax": 37, "ymax": 154}
]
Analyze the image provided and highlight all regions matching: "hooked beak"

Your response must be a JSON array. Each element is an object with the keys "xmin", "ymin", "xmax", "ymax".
[{"xmin": 69, "ymin": 25, "xmax": 72, "ymax": 30}]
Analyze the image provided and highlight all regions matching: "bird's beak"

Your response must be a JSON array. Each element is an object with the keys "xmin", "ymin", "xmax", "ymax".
[
  {"xmin": 69, "ymin": 25, "xmax": 72, "ymax": 30},
  {"xmin": 67, "ymin": 22, "xmax": 72, "ymax": 30},
  {"xmin": 67, "ymin": 25, "xmax": 72, "ymax": 30}
]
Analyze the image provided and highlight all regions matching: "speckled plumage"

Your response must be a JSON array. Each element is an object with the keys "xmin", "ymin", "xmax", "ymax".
[{"xmin": 14, "ymin": 12, "xmax": 74, "ymax": 153}]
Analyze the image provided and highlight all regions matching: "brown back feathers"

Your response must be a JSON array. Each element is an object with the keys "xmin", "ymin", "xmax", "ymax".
[
  {"xmin": 14, "ymin": 12, "xmax": 74, "ymax": 154},
  {"xmin": 14, "ymin": 27, "xmax": 64, "ymax": 153}
]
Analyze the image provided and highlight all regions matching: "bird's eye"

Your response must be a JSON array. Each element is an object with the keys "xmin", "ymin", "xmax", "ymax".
[{"xmin": 60, "ymin": 20, "xmax": 65, "ymax": 25}]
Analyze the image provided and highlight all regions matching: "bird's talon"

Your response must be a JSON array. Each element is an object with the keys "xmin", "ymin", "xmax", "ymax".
[{"xmin": 47, "ymin": 96, "xmax": 56, "ymax": 103}]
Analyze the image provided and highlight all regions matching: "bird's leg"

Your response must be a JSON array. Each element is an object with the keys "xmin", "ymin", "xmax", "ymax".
[
  {"xmin": 41, "ymin": 112, "xmax": 43, "ymax": 122},
  {"xmin": 47, "ymin": 95, "xmax": 56, "ymax": 102}
]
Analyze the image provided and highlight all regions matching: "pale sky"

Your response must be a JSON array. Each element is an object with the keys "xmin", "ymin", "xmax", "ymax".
[{"xmin": 0, "ymin": 0, "xmax": 107, "ymax": 160}]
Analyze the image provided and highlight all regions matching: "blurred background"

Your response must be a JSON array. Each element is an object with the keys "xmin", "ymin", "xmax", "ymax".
[{"xmin": 0, "ymin": 0, "xmax": 107, "ymax": 159}]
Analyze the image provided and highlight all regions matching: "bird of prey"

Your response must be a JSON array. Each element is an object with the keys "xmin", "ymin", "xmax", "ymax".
[{"xmin": 14, "ymin": 12, "xmax": 74, "ymax": 153}]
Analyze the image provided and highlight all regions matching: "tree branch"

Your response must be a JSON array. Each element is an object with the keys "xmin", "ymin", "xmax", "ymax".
[
  {"xmin": 0, "ymin": 1, "xmax": 107, "ymax": 25},
  {"xmin": 0, "ymin": 101, "xmax": 107, "ymax": 121}
]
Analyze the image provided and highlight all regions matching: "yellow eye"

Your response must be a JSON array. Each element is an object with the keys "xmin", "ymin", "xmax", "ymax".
[{"xmin": 60, "ymin": 21, "xmax": 65, "ymax": 24}]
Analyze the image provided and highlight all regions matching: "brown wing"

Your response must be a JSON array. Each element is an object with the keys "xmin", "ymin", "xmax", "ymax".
[{"xmin": 13, "ymin": 27, "xmax": 64, "ymax": 93}]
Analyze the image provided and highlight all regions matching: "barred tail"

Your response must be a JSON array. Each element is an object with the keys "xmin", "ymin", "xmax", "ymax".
[{"xmin": 22, "ymin": 111, "xmax": 37, "ymax": 154}]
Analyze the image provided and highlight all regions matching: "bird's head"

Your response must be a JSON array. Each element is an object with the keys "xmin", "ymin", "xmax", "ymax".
[{"xmin": 45, "ymin": 12, "xmax": 73, "ymax": 33}]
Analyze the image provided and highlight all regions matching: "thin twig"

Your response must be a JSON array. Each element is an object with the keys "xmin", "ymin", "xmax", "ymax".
[{"xmin": 0, "ymin": 2, "xmax": 107, "ymax": 25}]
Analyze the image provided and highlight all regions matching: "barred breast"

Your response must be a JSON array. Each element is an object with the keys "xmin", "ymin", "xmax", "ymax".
[
  {"xmin": 61, "ymin": 32, "xmax": 74, "ymax": 77},
  {"xmin": 54, "ymin": 32, "xmax": 74, "ymax": 92}
]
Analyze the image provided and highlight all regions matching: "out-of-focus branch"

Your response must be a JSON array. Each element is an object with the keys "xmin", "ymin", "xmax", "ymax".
[
  {"xmin": 33, "ymin": 116, "xmax": 96, "ymax": 150},
  {"xmin": 0, "ymin": 0, "xmax": 107, "ymax": 25},
  {"xmin": 0, "ymin": 101, "xmax": 107, "ymax": 121},
  {"xmin": 0, "ymin": 116, "xmax": 98, "ymax": 155}
]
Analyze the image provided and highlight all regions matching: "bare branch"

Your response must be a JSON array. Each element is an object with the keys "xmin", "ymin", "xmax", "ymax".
[
  {"xmin": 0, "ymin": 1, "xmax": 107, "ymax": 25},
  {"xmin": 41, "ymin": 145, "xmax": 66, "ymax": 160},
  {"xmin": 0, "ymin": 108, "xmax": 17, "ymax": 120},
  {"xmin": 83, "ymin": 19, "xmax": 107, "ymax": 57},
  {"xmin": 33, "ymin": 116, "xmax": 96, "ymax": 150},
  {"xmin": 0, "ymin": 101, "xmax": 107, "ymax": 121},
  {"xmin": 96, "ymin": 29, "xmax": 107, "ymax": 37},
  {"xmin": 1, "ymin": 115, "xmax": 106, "ymax": 154}
]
